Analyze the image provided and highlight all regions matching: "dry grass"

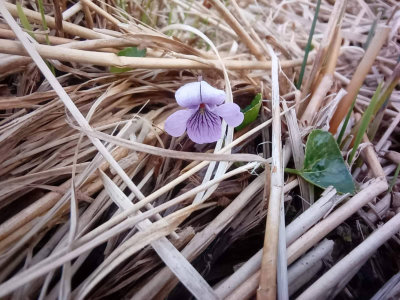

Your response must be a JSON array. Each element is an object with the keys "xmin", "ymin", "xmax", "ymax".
[{"xmin": 0, "ymin": 0, "xmax": 399, "ymax": 299}]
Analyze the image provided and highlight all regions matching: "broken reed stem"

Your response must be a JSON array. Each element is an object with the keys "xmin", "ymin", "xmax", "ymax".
[
  {"xmin": 258, "ymin": 45, "xmax": 283, "ymax": 300},
  {"xmin": 0, "ymin": 39, "xmax": 305, "ymax": 70},
  {"xmin": 61, "ymin": 1, "xmax": 82, "ymax": 20},
  {"xmin": 329, "ymin": 26, "xmax": 390, "ymax": 134},
  {"xmin": 300, "ymin": 74, "xmax": 333, "ymax": 125}
]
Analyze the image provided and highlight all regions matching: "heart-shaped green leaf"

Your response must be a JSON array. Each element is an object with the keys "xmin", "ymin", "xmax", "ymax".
[
  {"xmin": 235, "ymin": 93, "xmax": 262, "ymax": 131},
  {"xmin": 291, "ymin": 129, "xmax": 355, "ymax": 194},
  {"xmin": 110, "ymin": 47, "xmax": 147, "ymax": 73}
]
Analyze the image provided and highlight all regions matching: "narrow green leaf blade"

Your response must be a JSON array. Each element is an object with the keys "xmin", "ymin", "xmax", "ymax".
[
  {"xmin": 296, "ymin": 0, "xmax": 321, "ymax": 90},
  {"xmin": 300, "ymin": 129, "xmax": 355, "ymax": 194},
  {"xmin": 16, "ymin": 2, "xmax": 35, "ymax": 39},
  {"xmin": 235, "ymin": 93, "xmax": 262, "ymax": 131},
  {"xmin": 348, "ymin": 83, "xmax": 382, "ymax": 164}
]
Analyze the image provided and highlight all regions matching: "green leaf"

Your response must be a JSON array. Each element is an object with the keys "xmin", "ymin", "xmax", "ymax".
[
  {"xmin": 297, "ymin": 129, "xmax": 355, "ymax": 194},
  {"xmin": 235, "ymin": 93, "xmax": 262, "ymax": 131},
  {"xmin": 110, "ymin": 47, "xmax": 146, "ymax": 73}
]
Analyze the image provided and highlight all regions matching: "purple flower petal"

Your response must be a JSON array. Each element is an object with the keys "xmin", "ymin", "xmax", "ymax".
[
  {"xmin": 199, "ymin": 81, "xmax": 226, "ymax": 105},
  {"xmin": 164, "ymin": 109, "xmax": 192, "ymax": 137},
  {"xmin": 175, "ymin": 81, "xmax": 226, "ymax": 108},
  {"xmin": 213, "ymin": 103, "xmax": 244, "ymax": 127},
  {"xmin": 175, "ymin": 82, "xmax": 202, "ymax": 108},
  {"xmin": 186, "ymin": 109, "xmax": 222, "ymax": 144}
]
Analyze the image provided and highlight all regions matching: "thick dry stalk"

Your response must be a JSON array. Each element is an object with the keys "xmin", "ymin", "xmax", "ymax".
[
  {"xmin": 298, "ymin": 212, "xmax": 400, "ymax": 299},
  {"xmin": 258, "ymin": 45, "xmax": 283, "ymax": 300},
  {"xmin": 0, "ymin": 28, "xmax": 72, "ymax": 44},
  {"xmin": 0, "ymin": 39, "xmax": 304, "ymax": 70},
  {"xmin": 288, "ymin": 239, "xmax": 334, "ymax": 296},
  {"xmin": 329, "ymin": 26, "xmax": 390, "ymax": 133},
  {"xmin": 361, "ymin": 134, "xmax": 385, "ymax": 178}
]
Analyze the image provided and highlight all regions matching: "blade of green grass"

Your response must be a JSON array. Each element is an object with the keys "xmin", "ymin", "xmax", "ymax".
[
  {"xmin": 373, "ymin": 80, "xmax": 400, "ymax": 116},
  {"xmin": 16, "ymin": 2, "xmax": 35, "ymax": 39},
  {"xmin": 368, "ymin": 64, "xmax": 400, "ymax": 140},
  {"xmin": 118, "ymin": 0, "xmax": 126, "ymax": 11},
  {"xmin": 140, "ymin": 0, "xmax": 153, "ymax": 25},
  {"xmin": 37, "ymin": 0, "xmax": 50, "ymax": 44},
  {"xmin": 36, "ymin": 0, "xmax": 55, "ymax": 74},
  {"xmin": 296, "ymin": 0, "xmax": 321, "ymax": 90},
  {"xmin": 348, "ymin": 83, "xmax": 382, "ymax": 165}
]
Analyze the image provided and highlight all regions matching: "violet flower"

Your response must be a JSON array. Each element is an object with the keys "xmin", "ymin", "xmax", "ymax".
[{"xmin": 164, "ymin": 81, "xmax": 244, "ymax": 144}]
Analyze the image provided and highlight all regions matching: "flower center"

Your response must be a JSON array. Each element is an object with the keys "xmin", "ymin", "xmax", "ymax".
[{"xmin": 199, "ymin": 103, "xmax": 206, "ymax": 114}]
